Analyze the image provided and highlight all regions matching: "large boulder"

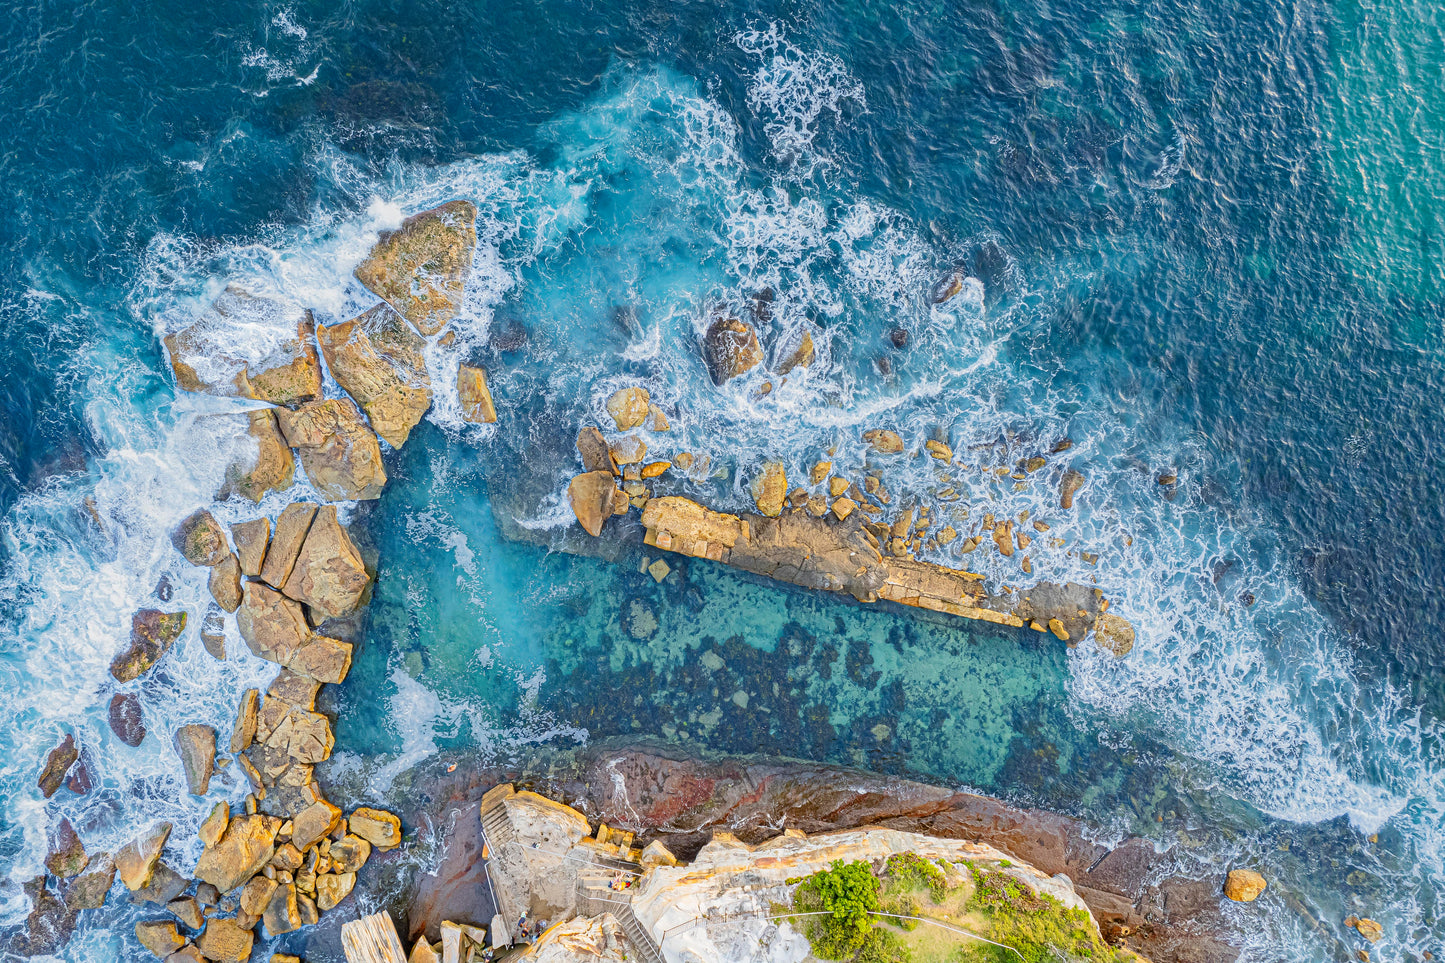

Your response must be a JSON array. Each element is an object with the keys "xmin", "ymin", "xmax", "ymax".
[
  {"xmin": 172, "ymin": 509, "xmax": 230, "ymax": 567},
  {"xmin": 110, "ymin": 610, "xmax": 187, "ymax": 683},
  {"xmin": 163, "ymin": 287, "xmax": 321, "ymax": 406},
  {"xmin": 749, "ymin": 462, "xmax": 787, "ymax": 518},
  {"xmin": 315, "ymin": 871, "xmax": 356, "ymax": 911},
  {"xmin": 259, "ymin": 502, "xmax": 317, "ymax": 588},
  {"xmin": 109, "ymin": 693, "xmax": 146, "ymax": 747},
  {"xmin": 280, "ymin": 506, "xmax": 370, "ymax": 621},
  {"xmin": 287, "ymin": 636, "xmax": 353, "ymax": 685},
  {"xmin": 135, "ymin": 920, "xmax": 185, "ymax": 959},
  {"xmin": 256, "ymin": 701, "xmax": 334, "ymax": 764},
  {"xmin": 230, "ymin": 517, "xmax": 271, "ymax": 577},
  {"xmin": 236, "ymin": 583, "xmax": 310, "ymax": 666},
  {"xmin": 605, "ymin": 387, "xmax": 650, "ymax": 431},
  {"xmin": 576, "ymin": 427, "xmax": 616, "ymax": 474},
  {"xmin": 1223, "ymin": 869, "xmax": 1266, "ymax": 902},
  {"xmin": 348, "ymin": 807, "xmax": 402, "ymax": 850},
  {"xmin": 458, "ymin": 364, "xmax": 497, "ymax": 423},
  {"xmin": 115, "ymin": 822, "xmax": 172, "ymax": 891},
  {"xmin": 196, "ymin": 917, "xmax": 254, "ymax": 962},
  {"xmin": 45, "ymin": 818, "xmax": 89, "ymax": 878},
  {"xmin": 702, "ymin": 316, "xmax": 763, "ymax": 385},
  {"xmin": 568, "ymin": 471, "xmax": 624, "ymax": 537},
  {"xmin": 193, "ymin": 814, "xmax": 280, "ymax": 893},
  {"xmin": 289, "ymin": 799, "xmax": 341, "ymax": 850},
  {"xmin": 276, "ymin": 399, "xmax": 387, "ymax": 500},
  {"xmin": 318, "ymin": 303, "xmax": 432, "ymax": 447},
  {"xmin": 775, "ymin": 329, "xmax": 816, "ymax": 375},
  {"xmin": 220, "ymin": 408, "xmax": 296, "ymax": 503},
  {"xmin": 1093, "ymin": 612, "xmax": 1136, "ymax": 658},
  {"xmin": 354, "ymin": 201, "xmax": 478, "ymax": 336},
  {"xmin": 174, "ymin": 725, "xmax": 216, "ymax": 795},
  {"xmin": 208, "ymin": 554, "xmax": 242, "ymax": 612},
  {"xmin": 36, "ymin": 733, "xmax": 77, "ymax": 798}
]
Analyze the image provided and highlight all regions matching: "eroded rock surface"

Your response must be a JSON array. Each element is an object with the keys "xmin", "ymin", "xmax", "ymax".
[
  {"xmin": 163, "ymin": 288, "xmax": 321, "ymax": 406},
  {"xmin": 280, "ymin": 506, "xmax": 370, "ymax": 620},
  {"xmin": 569, "ymin": 471, "xmax": 624, "ymax": 537},
  {"xmin": 319, "ymin": 303, "xmax": 432, "ymax": 447},
  {"xmin": 172, "ymin": 509, "xmax": 230, "ymax": 567},
  {"xmin": 110, "ymin": 610, "xmax": 187, "ymax": 682},
  {"xmin": 702, "ymin": 316, "xmax": 762, "ymax": 385},
  {"xmin": 236, "ymin": 583, "xmax": 310, "ymax": 666},
  {"xmin": 458, "ymin": 364, "xmax": 497, "ymax": 424},
  {"xmin": 354, "ymin": 201, "xmax": 478, "ymax": 335},
  {"xmin": 220, "ymin": 408, "xmax": 296, "ymax": 503},
  {"xmin": 174, "ymin": 725, "xmax": 216, "ymax": 795},
  {"xmin": 276, "ymin": 399, "xmax": 387, "ymax": 500}
]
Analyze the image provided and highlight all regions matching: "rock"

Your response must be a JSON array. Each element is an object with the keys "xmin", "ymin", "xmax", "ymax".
[
  {"xmin": 276, "ymin": 399, "xmax": 387, "ymax": 501},
  {"xmin": 209, "ymin": 554, "xmax": 243, "ymax": 612},
  {"xmin": 240, "ymin": 875, "xmax": 278, "ymax": 916},
  {"xmin": 410, "ymin": 938, "xmax": 441, "ymax": 963},
  {"xmin": 45, "ymin": 818, "xmax": 89, "ymax": 878},
  {"xmin": 702, "ymin": 316, "xmax": 763, "ymax": 385},
  {"xmin": 267, "ymin": 669, "xmax": 322, "ymax": 709},
  {"xmin": 457, "ymin": 363, "xmax": 496, "ymax": 424},
  {"xmin": 315, "ymin": 871, "xmax": 356, "ymax": 911},
  {"xmin": 65, "ymin": 854, "xmax": 116, "ymax": 909},
  {"xmin": 197, "ymin": 917, "xmax": 255, "ymax": 962},
  {"xmin": 136, "ymin": 920, "xmax": 186, "ymax": 959},
  {"xmin": 231, "ymin": 518, "xmax": 271, "ymax": 578},
  {"xmin": 172, "ymin": 509, "xmax": 230, "ymax": 567},
  {"xmin": 259, "ymin": 502, "xmax": 317, "ymax": 589},
  {"xmin": 256, "ymin": 700, "xmax": 334, "ymax": 764},
  {"xmin": 611, "ymin": 434, "xmax": 647, "ymax": 465},
  {"xmin": 1223, "ymin": 869, "xmax": 1266, "ymax": 902},
  {"xmin": 318, "ymin": 303, "xmax": 432, "ymax": 446},
  {"xmin": 110, "ymin": 609, "xmax": 188, "ymax": 682},
  {"xmin": 109, "ymin": 694, "xmax": 147, "ymax": 748},
  {"xmin": 932, "ymin": 272, "xmax": 964, "ymax": 304},
  {"xmin": 237, "ymin": 583, "xmax": 310, "ymax": 666},
  {"xmin": 288, "ymin": 636, "xmax": 354, "ymax": 684},
  {"xmin": 297, "ymin": 891, "xmax": 318, "ymax": 926},
  {"xmin": 937, "ymin": 526, "xmax": 958, "ymax": 546},
  {"xmin": 174, "ymin": 725, "xmax": 216, "ymax": 795},
  {"xmin": 641, "ymin": 461, "xmax": 670, "ymax": 479},
  {"xmin": 993, "ymin": 519, "xmax": 1015, "ymax": 557},
  {"xmin": 263, "ymin": 882, "xmax": 302, "ymax": 936},
  {"xmin": 167, "ymin": 896, "xmax": 203, "ymax": 930},
  {"xmin": 646, "ymin": 405, "xmax": 670, "ymax": 431},
  {"xmin": 831, "ymin": 497, "xmax": 857, "ymax": 521},
  {"xmin": 115, "ymin": 823, "xmax": 172, "ymax": 891},
  {"xmin": 863, "ymin": 429, "xmax": 904, "ymax": 454},
  {"xmin": 925, "ymin": 440, "xmax": 953, "ymax": 461},
  {"xmin": 199, "ymin": 605, "xmax": 227, "ymax": 660},
  {"xmin": 776, "ymin": 329, "xmax": 815, "ymax": 375},
  {"xmin": 131, "ymin": 861, "xmax": 189, "ymax": 904},
  {"xmin": 647, "ymin": 559, "xmax": 671, "ymax": 583},
  {"xmin": 193, "ymin": 814, "xmax": 281, "ymax": 893},
  {"xmin": 37, "ymin": 733, "xmax": 78, "ymax": 798},
  {"xmin": 163, "ymin": 288, "xmax": 321, "ymax": 406},
  {"xmin": 605, "ymin": 387, "xmax": 650, "ymax": 431},
  {"xmin": 1060, "ymin": 469, "xmax": 1085, "ymax": 510},
  {"xmin": 200, "ymin": 802, "xmax": 230, "ymax": 849},
  {"xmin": 1348, "ymin": 917, "xmax": 1384, "ymax": 942},
  {"xmin": 750, "ymin": 462, "xmax": 787, "ymax": 518},
  {"xmin": 1093, "ymin": 612, "xmax": 1136, "ymax": 658},
  {"xmin": 576, "ymin": 427, "xmax": 617, "ymax": 474},
  {"xmin": 195, "ymin": 883, "xmax": 219, "ymax": 907},
  {"xmin": 222, "ymin": 408, "xmax": 296, "ymax": 503},
  {"xmin": 165, "ymin": 944, "xmax": 206, "ymax": 963},
  {"xmin": 329, "ymin": 835, "xmax": 371, "ymax": 874},
  {"xmin": 1048, "ymin": 618, "xmax": 1070, "ymax": 641},
  {"xmin": 270, "ymin": 842, "xmax": 304, "ymax": 872},
  {"xmin": 290, "ymin": 799, "xmax": 342, "ymax": 850},
  {"xmin": 281, "ymin": 506, "xmax": 370, "ymax": 620},
  {"xmin": 231, "ymin": 689, "xmax": 259, "ymax": 753},
  {"xmin": 348, "ymin": 807, "xmax": 402, "ymax": 850},
  {"xmin": 354, "ymin": 200, "xmax": 478, "ymax": 336},
  {"xmin": 568, "ymin": 471, "xmax": 623, "ymax": 537}
]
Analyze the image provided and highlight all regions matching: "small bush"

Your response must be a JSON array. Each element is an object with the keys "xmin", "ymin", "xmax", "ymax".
[
  {"xmin": 966, "ymin": 866, "xmax": 1116, "ymax": 963},
  {"xmin": 792, "ymin": 859, "xmax": 882, "ymax": 960},
  {"xmin": 884, "ymin": 852, "xmax": 948, "ymax": 902}
]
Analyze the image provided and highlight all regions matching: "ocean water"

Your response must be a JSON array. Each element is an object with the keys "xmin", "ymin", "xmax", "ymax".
[{"xmin": 1, "ymin": 1, "xmax": 1442, "ymax": 961}]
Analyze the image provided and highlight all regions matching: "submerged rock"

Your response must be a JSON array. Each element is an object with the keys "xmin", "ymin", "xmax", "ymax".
[
  {"xmin": 200, "ymin": 605, "xmax": 227, "ymax": 660},
  {"xmin": 174, "ymin": 725, "xmax": 216, "ymax": 796},
  {"xmin": 568, "ymin": 471, "xmax": 624, "ymax": 537},
  {"xmin": 702, "ymin": 316, "xmax": 763, "ymax": 385},
  {"xmin": 281, "ymin": 506, "xmax": 370, "ymax": 621},
  {"xmin": 172, "ymin": 509, "xmax": 230, "ymax": 567},
  {"xmin": 109, "ymin": 693, "xmax": 147, "ymax": 747},
  {"xmin": 775, "ymin": 329, "xmax": 815, "ymax": 375},
  {"xmin": 457, "ymin": 364, "xmax": 497, "ymax": 424},
  {"xmin": 277, "ymin": 399, "xmax": 387, "ymax": 500},
  {"xmin": 110, "ymin": 609, "xmax": 187, "ymax": 682},
  {"xmin": 318, "ymin": 303, "xmax": 432, "ymax": 447},
  {"xmin": 354, "ymin": 200, "xmax": 479, "ymax": 336},
  {"xmin": 37, "ymin": 733, "xmax": 77, "ymax": 798},
  {"xmin": 605, "ymin": 387, "xmax": 650, "ymax": 431},
  {"xmin": 1223, "ymin": 869, "xmax": 1266, "ymax": 902},
  {"xmin": 220, "ymin": 408, "xmax": 296, "ymax": 503},
  {"xmin": 163, "ymin": 288, "xmax": 322, "ymax": 406}
]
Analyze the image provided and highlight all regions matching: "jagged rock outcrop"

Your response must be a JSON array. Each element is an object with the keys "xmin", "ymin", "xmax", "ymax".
[
  {"xmin": 775, "ymin": 329, "xmax": 815, "ymax": 375},
  {"xmin": 109, "ymin": 610, "xmax": 187, "ymax": 682},
  {"xmin": 318, "ymin": 303, "xmax": 432, "ymax": 447},
  {"xmin": 702, "ymin": 316, "xmax": 763, "ymax": 385},
  {"xmin": 276, "ymin": 399, "xmax": 387, "ymax": 500},
  {"xmin": 163, "ymin": 287, "xmax": 321, "ymax": 406},
  {"xmin": 354, "ymin": 201, "xmax": 478, "ymax": 336}
]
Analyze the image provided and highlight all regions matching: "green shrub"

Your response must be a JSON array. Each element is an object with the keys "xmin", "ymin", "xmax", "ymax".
[
  {"xmin": 855, "ymin": 926, "xmax": 909, "ymax": 963},
  {"xmin": 884, "ymin": 852, "xmax": 948, "ymax": 902},
  {"xmin": 966, "ymin": 866, "xmax": 1116, "ymax": 963},
  {"xmin": 792, "ymin": 859, "xmax": 882, "ymax": 960}
]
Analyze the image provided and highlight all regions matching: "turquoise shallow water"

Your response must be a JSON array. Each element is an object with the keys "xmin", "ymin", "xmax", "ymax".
[{"xmin": 1, "ymin": 1, "xmax": 1443, "ymax": 960}]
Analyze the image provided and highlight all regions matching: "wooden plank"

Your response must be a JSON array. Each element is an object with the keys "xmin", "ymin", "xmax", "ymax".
[{"xmin": 341, "ymin": 911, "xmax": 408, "ymax": 963}]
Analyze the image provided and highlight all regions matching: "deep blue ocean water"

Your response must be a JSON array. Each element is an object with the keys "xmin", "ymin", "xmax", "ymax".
[{"xmin": 2, "ymin": 1, "xmax": 1443, "ymax": 960}]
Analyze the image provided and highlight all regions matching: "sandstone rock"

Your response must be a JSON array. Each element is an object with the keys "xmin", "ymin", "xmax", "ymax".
[
  {"xmin": 648, "ymin": 559, "xmax": 671, "ymax": 583},
  {"xmin": 610, "ymin": 434, "xmax": 647, "ymax": 465},
  {"xmin": 1348, "ymin": 917, "xmax": 1383, "ymax": 942},
  {"xmin": 259, "ymin": 502, "xmax": 317, "ymax": 588},
  {"xmin": 702, "ymin": 316, "xmax": 763, "ymax": 385},
  {"xmin": 132, "ymin": 861, "xmax": 189, "ymax": 904},
  {"xmin": 231, "ymin": 689, "xmax": 259, "ymax": 754},
  {"xmin": 174, "ymin": 725, "xmax": 216, "ymax": 795},
  {"xmin": 276, "ymin": 400, "xmax": 387, "ymax": 501},
  {"xmin": 281, "ymin": 506, "xmax": 369, "ymax": 620},
  {"xmin": 116, "ymin": 823, "xmax": 172, "ymax": 891},
  {"xmin": 197, "ymin": 917, "xmax": 255, "ymax": 963},
  {"xmin": 12, "ymin": 876, "xmax": 77, "ymax": 956},
  {"xmin": 173, "ymin": 509, "xmax": 230, "ymax": 567},
  {"xmin": 297, "ymin": 891, "xmax": 318, "ymax": 926},
  {"xmin": 200, "ymin": 605, "xmax": 227, "ymax": 660},
  {"xmin": 270, "ymin": 842, "xmax": 303, "ymax": 872},
  {"xmin": 167, "ymin": 896, "xmax": 203, "ymax": 930},
  {"xmin": 65, "ymin": 854, "xmax": 116, "ymax": 909},
  {"xmin": 263, "ymin": 882, "xmax": 301, "ymax": 937},
  {"xmin": 109, "ymin": 693, "xmax": 147, "ymax": 747},
  {"xmin": 329, "ymin": 835, "xmax": 370, "ymax": 874},
  {"xmin": 1093, "ymin": 612, "xmax": 1136, "ymax": 658},
  {"xmin": 209, "ymin": 554, "xmax": 243, "ymax": 613},
  {"xmin": 457, "ymin": 363, "xmax": 496, "ymax": 424},
  {"xmin": 163, "ymin": 288, "xmax": 321, "ymax": 406},
  {"xmin": 37, "ymin": 733, "xmax": 77, "ymax": 798},
  {"xmin": 568, "ymin": 471, "xmax": 623, "ymax": 537},
  {"xmin": 200, "ymin": 802, "xmax": 230, "ymax": 849},
  {"xmin": 776, "ymin": 329, "xmax": 815, "ymax": 375},
  {"xmin": 165, "ymin": 943, "xmax": 206, "ymax": 963},
  {"xmin": 993, "ymin": 519, "xmax": 1015, "ymax": 557},
  {"xmin": 258, "ymin": 701, "xmax": 334, "ymax": 764},
  {"xmin": 195, "ymin": 883, "xmax": 219, "ymax": 907},
  {"xmin": 222, "ymin": 408, "xmax": 296, "ymax": 503},
  {"xmin": 410, "ymin": 938, "xmax": 441, "ymax": 963},
  {"xmin": 937, "ymin": 526, "xmax": 958, "ymax": 546},
  {"xmin": 237, "ymin": 583, "xmax": 310, "ymax": 666},
  {"xmin": 319, "ymin": 303, "xmax": 432, "ymax": 447},
  {"xmin": 349, "ymin": 807, "xmax": 402, "ymax": 850},
  {"xmin": 231, "ymin": 518, "xmax": 271, "ymax": 577},
  {"xmin": 1048, "ymin": 618, "xmax": 1070, "ymax": 641},
  {"xmin": 136, "ymin": 920, "xmax": 185, "ymax": 959},
  {"xmin": 646, "ymin": 405, "xmax": 670, "ymax": 431},
  {"xmin": 832, "ymin": 497, "xmax": 857, "ymax": 521},
  {"xmin": 863, "ymin": 429, "xmax": 904, "ymax": 454},
  {"xmin": 110, "ymin": 610, "xmax": 187, "ymax": 682},
  {"xmin": 640, "ymin": 839, "xmax": 678, "ymax": 869},
  {"xmin": 316, "ymin": 870, "xmax": 356, "ymax": 911},
  {"xmin": 641, "ymin": 461, "xmax": 670, "ymax": 479},
  {"xmin": 287, "ymin": 636, "xmax": 354, "ymax": 685},
  {"xmin": 267, "ymin": 670, "xmax": 322, "ymax": 709},
  {"xmin": 576, "ymin": 427, "xmax": 617, "ymax": 474},
  {"xmin": 750, "ymin": 462, "xmax": 787, "ymax": 518},
  {"xmin": 45, "ymin": 818, "xmax": 88, "ymax": 878},
  {"xmin": 194, "ymin": 814, "xmax": 280, "ymax": 893},
  {"xmin": 240, "ymin": 875, "xmax": 278, "ymax": 916},
  {"xmin": 605, "ymin": 387, "xmax": 650, "ymax": 431},
  {"xmin": 810, "ymin": 461, "xmax": 832, "ymax": 485},
  {"xmin": 290, "ymin": 799, "xmax": 342, "ymax": 850},
  {"xmin": 1060, "ymin": 469, "xmax": 1085, "ymax": 510},
  {"xmin": 1223, "ymin": 869, "xmax": 1266, "ymax": 902},
  {"xmin": 354, "ymin": 200, "xmax": 478, "ymax": 336},
  {"xmin": 925, "ymin": 439, "xmax": 953, "ymax": 461}
]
